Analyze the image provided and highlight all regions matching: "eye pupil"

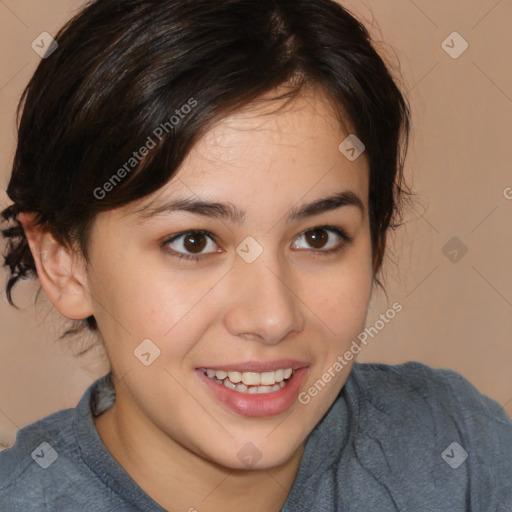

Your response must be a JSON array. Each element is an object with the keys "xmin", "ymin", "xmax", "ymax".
[
  {"xmin": 184, "ymin": 233, "xmax": 207, "ymax": 253},
  {"xmin": 306, "ymin": 229, "xmax": 328, "ymax": 249}
]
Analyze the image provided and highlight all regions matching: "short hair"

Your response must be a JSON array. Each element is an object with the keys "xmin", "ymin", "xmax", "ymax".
[{"xmin": 2, "ymin": 0, "xmax": 411, "ymax": 344}]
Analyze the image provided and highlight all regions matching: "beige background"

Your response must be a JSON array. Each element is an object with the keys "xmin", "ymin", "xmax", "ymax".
[{"xmin": 1, "ymin": 0, "xmax": 511, "ymax": 450}]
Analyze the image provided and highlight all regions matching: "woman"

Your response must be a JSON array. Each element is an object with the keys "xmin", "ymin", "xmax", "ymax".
[{"xmin": 1, "ymin": 0, "xmax": 511, "ymax": 510}]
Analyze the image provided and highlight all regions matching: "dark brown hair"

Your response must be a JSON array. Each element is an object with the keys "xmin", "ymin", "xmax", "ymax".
[{"xmin": 2, "ymin": 0, "xmax": 411, "ymax": 346}]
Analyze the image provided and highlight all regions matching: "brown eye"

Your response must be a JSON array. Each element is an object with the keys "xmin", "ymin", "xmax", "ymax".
[
  {"xmin": 164, "ymin": 230, "xmax": 220, "ymax": 261},
  {"xmin": 305, "ymin": 229, "xmax": 329, "ymax": 249},
  {"xmin": 182, "ymin": 233, "xmax": 208, "ymax": 253},
  {"xmin": 292, "ymin": 226, "xmax": 351, "ymax": 254}
]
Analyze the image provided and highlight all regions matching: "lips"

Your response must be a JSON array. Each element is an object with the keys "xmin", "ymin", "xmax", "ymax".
[
  {"xmin": 200, "ymin": 367, "xmax": 295, "ymax": 394},
  {"xmin": 196, "ymin": 361, "xmax": 310, "ymax": 417}
]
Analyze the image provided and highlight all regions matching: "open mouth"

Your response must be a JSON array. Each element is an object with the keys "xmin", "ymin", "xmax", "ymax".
[{"xmin": 199, "ymin": 367, "xmax": 296, "ymax": 394}]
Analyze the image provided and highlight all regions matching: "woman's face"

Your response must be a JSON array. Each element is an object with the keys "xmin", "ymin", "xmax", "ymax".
[{"xmin": 85, "ymin": 88, "xmax": 374, "ymax": 470}]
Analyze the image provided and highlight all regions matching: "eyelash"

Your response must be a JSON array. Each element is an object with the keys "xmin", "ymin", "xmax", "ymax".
[{"xmin": 162, "ymin": 225, "xmax": 352, "ymax": 262}]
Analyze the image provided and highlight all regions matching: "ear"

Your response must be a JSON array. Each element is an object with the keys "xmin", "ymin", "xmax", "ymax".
[{"xmin": 18, "ymin": 212, "xmax": 94, "ymax": 321}]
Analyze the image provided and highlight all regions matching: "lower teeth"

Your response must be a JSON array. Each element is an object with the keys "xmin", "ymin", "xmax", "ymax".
[{"xmin": 204, "ymin": 372, "xmax": 290, "ymax": 394}]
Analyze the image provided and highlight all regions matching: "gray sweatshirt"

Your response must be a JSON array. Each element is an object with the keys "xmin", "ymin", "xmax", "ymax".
[{"xmin": 1, "ymin": 361, "xmax": 511, "ymax": 511}]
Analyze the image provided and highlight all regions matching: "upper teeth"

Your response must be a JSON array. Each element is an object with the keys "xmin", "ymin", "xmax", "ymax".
[{"xmin": 205, "ymin": 368, "xmax": 293, "ymax": 386}]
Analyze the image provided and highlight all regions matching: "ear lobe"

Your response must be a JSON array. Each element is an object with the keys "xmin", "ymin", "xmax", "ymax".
[{"xmin": 18, "ymin": 212, "xmax": 94, "ymax": 321}]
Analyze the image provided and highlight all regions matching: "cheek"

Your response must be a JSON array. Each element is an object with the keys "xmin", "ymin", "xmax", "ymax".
[
  {"xmin": 309, "ymin": 244, "xmax": 373, "ymax": 338},
  {"xmin": 102, "ymin": 261, "xmax": 228, "ymax": 350},
  {"xmin": 314, "ymin": 273, "xmax": 371, "ymax": 333},
  {"xmin": 118, "ymin": 276, "xmax": 210, "ymax": 338}
]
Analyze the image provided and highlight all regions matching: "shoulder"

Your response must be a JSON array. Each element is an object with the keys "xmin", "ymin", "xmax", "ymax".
[
  {"xmin": 348, "ymin": 360, "xmax": 512, "ymax": 452},
  {"xmin": 349, "ymin": 360, "xmax": 511, "ymax": 428},
  {"xmin": 341, "ymin": 361, "xmax": 512, "ymax": 509},
  {"xmin": 0, "ymin": 407, "xmax": 78, "ymax": 510},
  {"xmin": 0, "ymin": 373, "xmax": 114, "ymax": 511}
]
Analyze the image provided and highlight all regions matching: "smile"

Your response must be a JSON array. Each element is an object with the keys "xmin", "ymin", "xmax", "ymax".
[{"xmin": 199, "ymin": 368, "xmax": 295, "ymax": 394}]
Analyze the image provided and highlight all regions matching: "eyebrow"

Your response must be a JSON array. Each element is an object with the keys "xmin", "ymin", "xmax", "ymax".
[{"xmin": 136, "ymin": 190, "xmax": 364, "ymax": 224}]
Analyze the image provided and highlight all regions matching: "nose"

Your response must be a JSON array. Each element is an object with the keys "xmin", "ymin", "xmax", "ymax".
[{"xmin": 223, "ymin": 248, "xmax": 305, "ymax": 345}]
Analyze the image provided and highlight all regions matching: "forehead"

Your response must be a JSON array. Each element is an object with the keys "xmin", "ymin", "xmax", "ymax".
[
  {"xmin": 119, "ymin": 88, "xmax": 369, "ymax": 224},
  {"xmin": 188, "ymin": 89, "xmax": 350, "ymax": 167},
  {"xmin": 166, "ymin": 89, "xmax": 366, "ymax": 194}
]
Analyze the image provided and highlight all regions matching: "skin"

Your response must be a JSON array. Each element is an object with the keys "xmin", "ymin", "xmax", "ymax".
[{"xmin": 21, "ymin": 87, "xmax": 374, "ymax": 512}]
